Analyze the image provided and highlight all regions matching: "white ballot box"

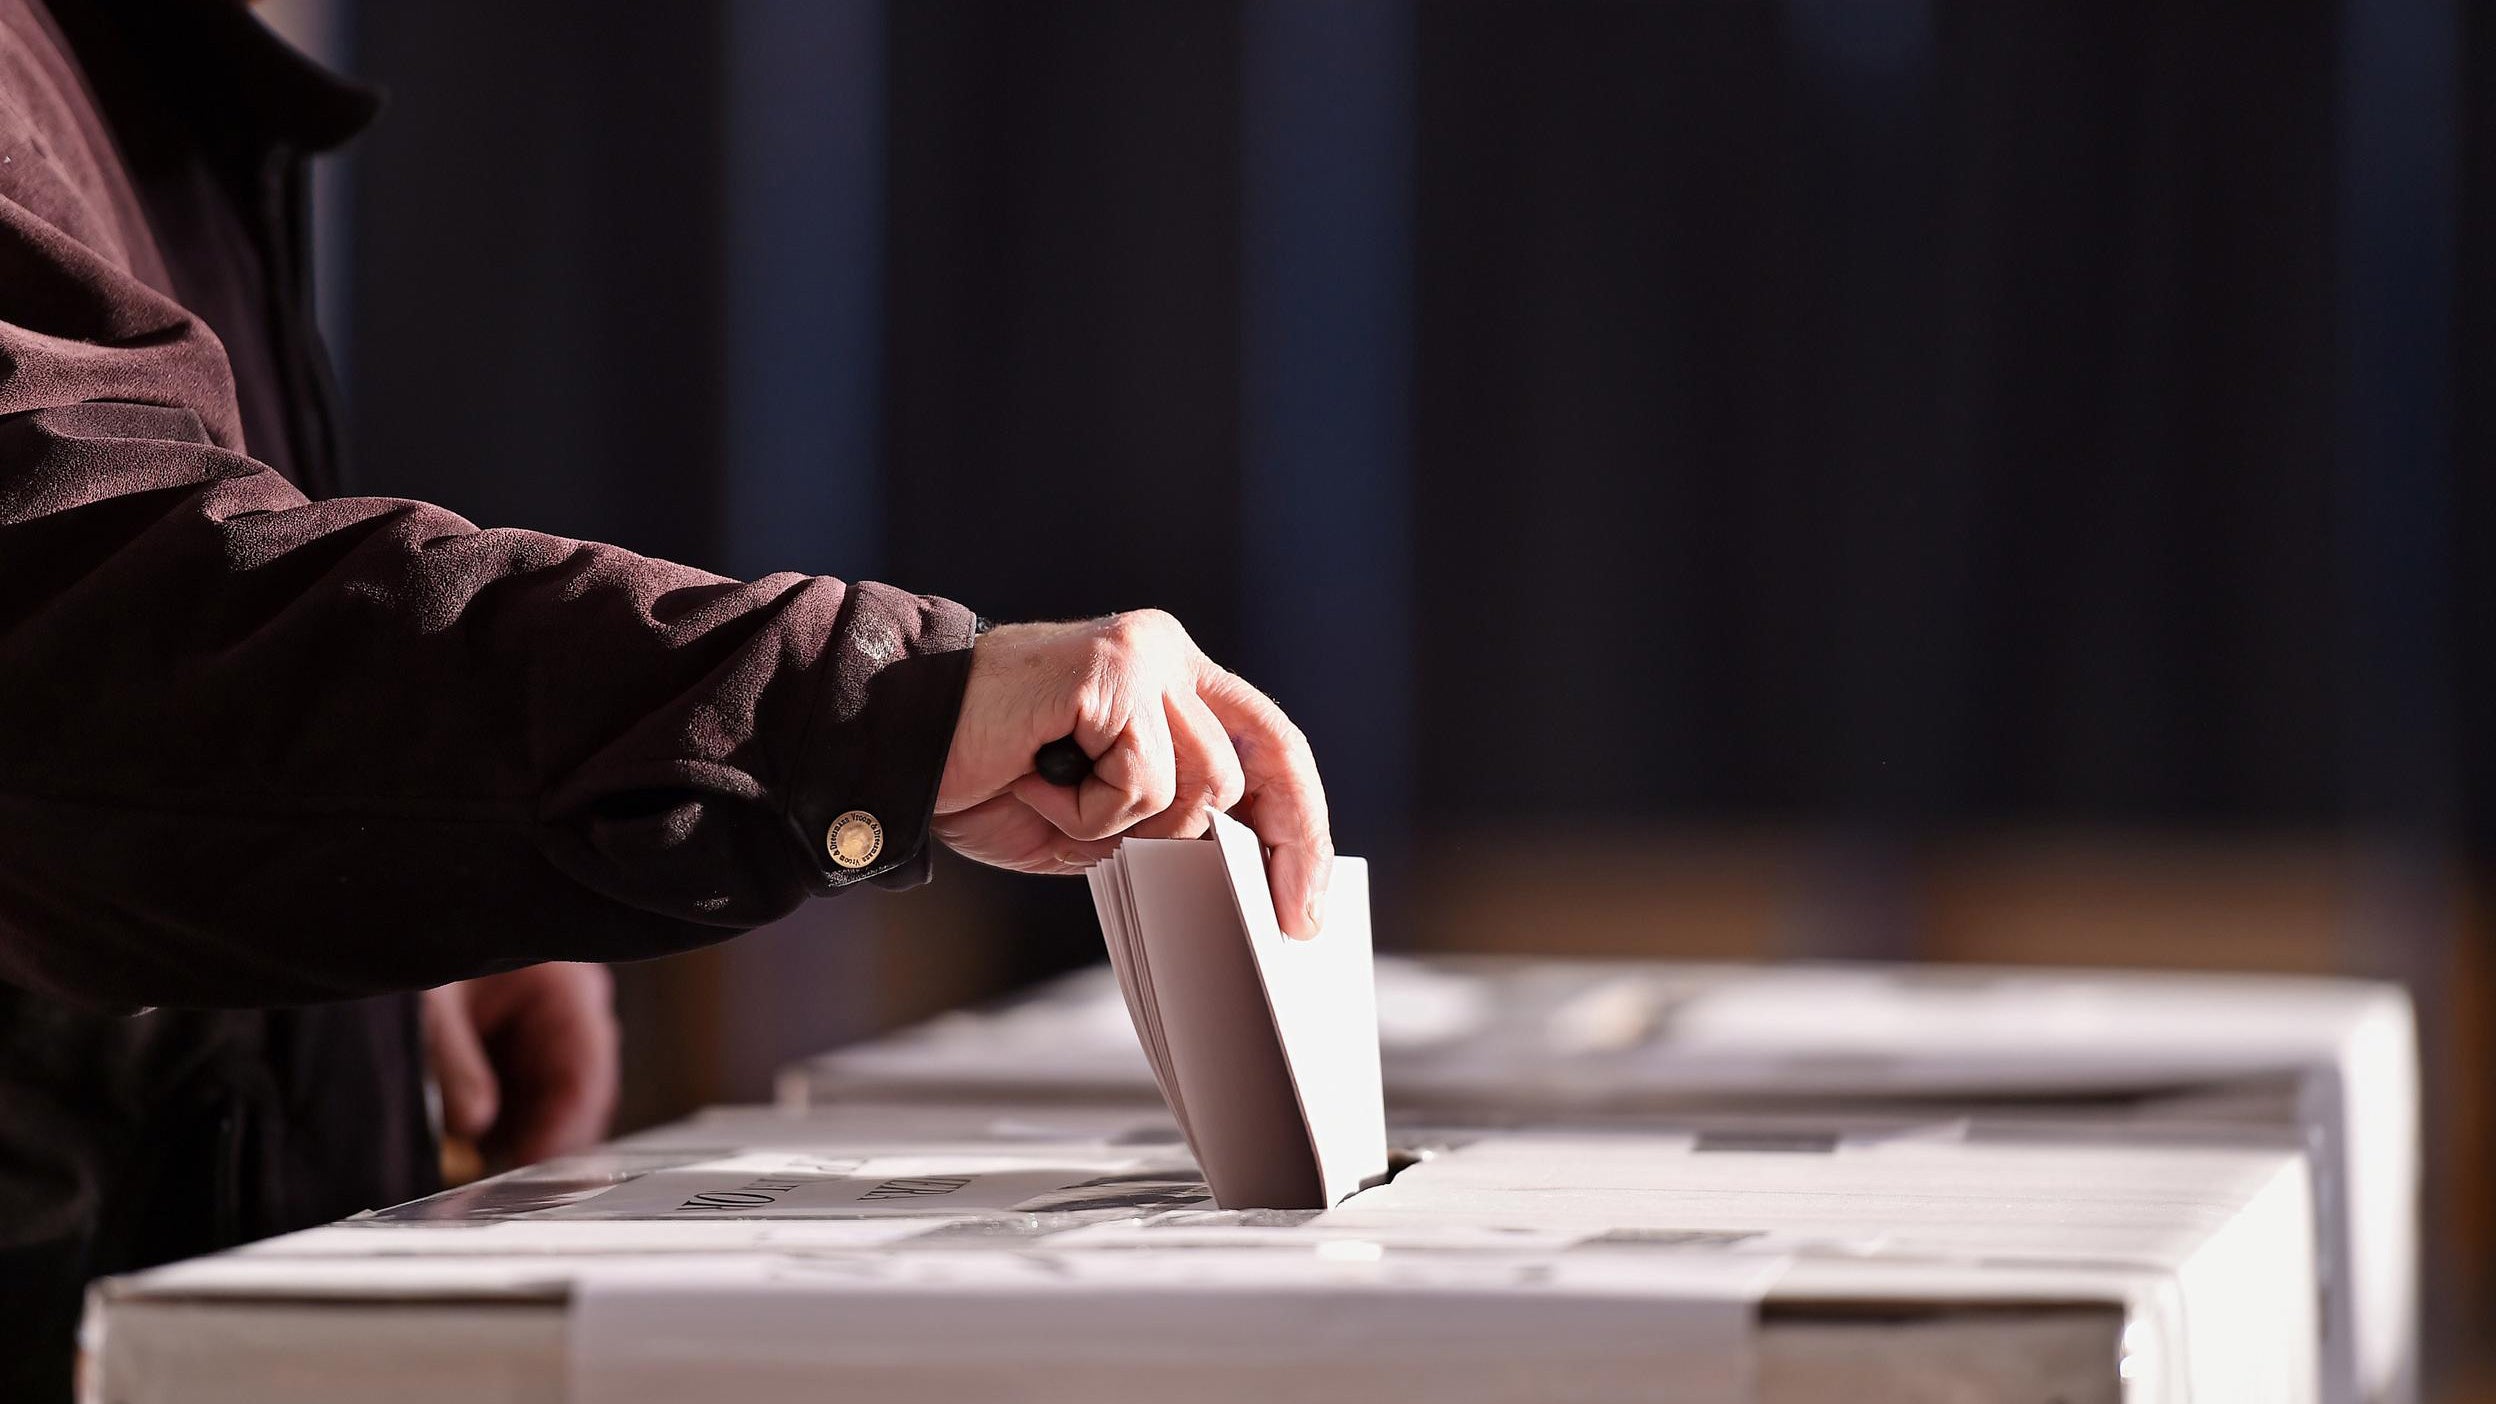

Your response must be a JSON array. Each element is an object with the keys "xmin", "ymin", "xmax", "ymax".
[
  {"xmin": 780, "ymin": 957, "xmax": 2417, "ymax": 1404},
  {"xmin": 88, "ymin": 1103, "xmax": 2314, "ymax": 1404}
]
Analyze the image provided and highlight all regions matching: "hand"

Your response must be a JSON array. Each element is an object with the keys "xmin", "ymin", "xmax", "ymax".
[
  {"xmin": 934, "ymin": 610, "xmax": 1335, "ymax": 938},
  {"xmin": 421, "ymin": 962, "xmax": 620, "ymax": 1168}
]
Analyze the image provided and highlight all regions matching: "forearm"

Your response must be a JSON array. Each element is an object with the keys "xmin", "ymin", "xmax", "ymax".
[{"xmin": 0, "ymin": 403, "xmax": 974, "ymax": 1008}]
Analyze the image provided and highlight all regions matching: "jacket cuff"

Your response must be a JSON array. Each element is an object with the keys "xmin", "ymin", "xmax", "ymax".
[{"xmin": 784, "ymin": 581, "xmax": 977, "ymax": 893}]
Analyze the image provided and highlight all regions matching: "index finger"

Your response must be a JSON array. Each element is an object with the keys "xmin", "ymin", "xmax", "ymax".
[{"xmin": 1195, "ymin": 669, "xmax": 1333, "ymax": 939}]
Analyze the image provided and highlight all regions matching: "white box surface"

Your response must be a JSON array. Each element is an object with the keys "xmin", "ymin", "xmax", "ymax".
[
  {"xmin": 783, "ymin": 956, "xmax": 2415, "ymax": 1404},
  {"xmin": 89, "ymin": 1105, "xmax": 2314, "ymax": 1404}
]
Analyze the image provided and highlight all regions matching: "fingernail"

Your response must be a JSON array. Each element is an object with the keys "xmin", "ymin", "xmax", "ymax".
[{"xmin": 1304, "ymin": 892, "xmax": 1326, "ymax": 936}]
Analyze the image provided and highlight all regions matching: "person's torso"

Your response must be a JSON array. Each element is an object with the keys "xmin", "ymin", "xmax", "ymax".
[
  {"xmin": 25, "ymin": 0, "xmax": 378, "ymax": 492},
  {"xmin": 0, "ymin": 4, "xmax": 429, "ymax": 1397}
]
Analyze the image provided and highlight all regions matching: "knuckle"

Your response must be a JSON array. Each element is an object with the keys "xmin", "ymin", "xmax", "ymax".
[
  {"xmin": 1144, "ymin": 771, "xmax": 1180, "ymax": 812},
  {"xmin": 1281, "ymin": 785, "xmax": 1332, "ymax": 841},
  {"xmin": 1108, "ymin": 609, "xmax": 1161, "ymax": 648},
  {"xmin": 1110, "ymin": 608, "xmax": 1188, "ymax": 661},
  {"xmin": 1217, "ymin": 668, "xmax": 1275, "ymax": 712},
  {"xmin": 1209, "ymin": 747, "xmax": 1249, "ymax": 801},
  {"xmin": 1186, "ymin": 773, "xmax": 1233, "ymax": 817},
  {"xmin": 1211, "ymin": 768, "xmax": 1247, "ymax": 812},
  {"xmin": 1265, "ymin": 717, "xmax": 1316, "ymax": 771},
  {"xmin": 1244, "ymin": 691, "xmax": 1301, "ymax": 744}
]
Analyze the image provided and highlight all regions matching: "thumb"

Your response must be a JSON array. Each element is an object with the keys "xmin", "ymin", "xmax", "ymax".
[{"xmin": 421, "ymin": 985, "xmax": 501, "ymax": 1142}]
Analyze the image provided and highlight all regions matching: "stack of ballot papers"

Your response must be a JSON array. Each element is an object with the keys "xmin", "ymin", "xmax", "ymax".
[
  {"xmin": 1080, "ymin": 812, "xmax": 1385, "ymax": 1208},
  {"xmin": 88, "ymin": 1103, "xmax": 2318, "ymax": 1404},
  {"xmin": 782, "ymin": 955, "xmax": 2418, "ymax": 1404}
]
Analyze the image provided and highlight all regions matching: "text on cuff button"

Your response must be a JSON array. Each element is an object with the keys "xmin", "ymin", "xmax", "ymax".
[{"xmin": 827, "ymin": 810, "xmax": 884, "ymax": 870}]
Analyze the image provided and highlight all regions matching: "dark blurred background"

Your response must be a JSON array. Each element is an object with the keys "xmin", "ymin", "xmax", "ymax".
[{"xmin": 265, "ymin": 0, "xmax": 2492, "ymax": 1389}]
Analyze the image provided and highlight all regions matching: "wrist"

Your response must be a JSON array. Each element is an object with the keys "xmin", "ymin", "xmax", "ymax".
[{"xmin": 786, "ymin": 586, "xmax": 979, "ymax": 891}]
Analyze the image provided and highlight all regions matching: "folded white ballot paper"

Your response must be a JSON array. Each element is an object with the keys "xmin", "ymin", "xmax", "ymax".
[{"xmin": 1083, "ymin": 812, "xmax": 1387, "ymax": 1209}]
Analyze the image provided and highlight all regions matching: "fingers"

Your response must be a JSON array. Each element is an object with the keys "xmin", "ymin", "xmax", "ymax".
[
  {"xmin": 934, "ymin": 611, "xmax": 1329, "ymax": 911},
  {"xmin": 494, "ymin": 964, "xmax": 619, "ymax": 1166},
  {"xmin": 1012, "ymin": 694, "xmax": 1176, "ymax": 842},
  {"xmin": 1125, "ymin": 691, "xmax": 1246, "ymax": 839},
  {"xmin": 503, "ymin": 1058, "xmax": 614, "ymax": 1166},
  {"xmin": 940, "ymin": 610, "xmax": 1188, "ymax": 820},
  {"xmin": 420, "ymin": 984, "xmax": 499, "ymax": 1142},
  {"xmin": 1196, "ymin": 669, "xmax": 1334, "ymax": 939},
  {"xmin": 939, "ymin": 791, "xmax": 1119, "ymax": 873}
]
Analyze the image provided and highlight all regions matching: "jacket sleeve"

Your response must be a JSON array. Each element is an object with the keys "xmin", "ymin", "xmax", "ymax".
[{"xmin": 0, "ymin": 96, "xmax": 976, "ymax": 1012}]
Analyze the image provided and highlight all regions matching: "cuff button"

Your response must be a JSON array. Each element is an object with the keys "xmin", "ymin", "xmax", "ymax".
[{"xmin": 827, "ymin": 810, "xmax": 885, "ymax": 870}]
